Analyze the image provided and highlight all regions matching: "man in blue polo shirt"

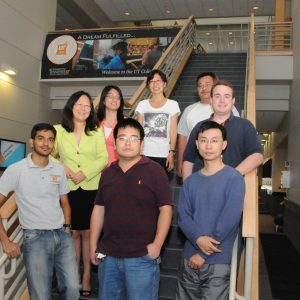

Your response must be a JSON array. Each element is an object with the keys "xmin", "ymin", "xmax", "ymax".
[
  {"xmin": 0, "ymin": 123, "xmax": 79, "ymax": 300},
  {"xmin": 182, "ymin": 80, "xmax": 263, "ymax": 180}
]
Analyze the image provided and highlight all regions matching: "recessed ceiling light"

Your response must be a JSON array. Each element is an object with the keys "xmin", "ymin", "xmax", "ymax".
[
  {"xmin": 1, "ymin": 64, "xmax": 17, "ymax": 76},
  {"xmin": 209, "ymin": 8, "xmax": 214, "ymax": 12},
  {"xmin": 124, "ymin": 12, "xmax": 130, "ymax": 16},
  {"xmin": 229, "ymin": 41, "xmax": 234, "ymax": 45},
  {"xmin": 208, "ymin": 42, "xmax": 213, "ymax": 45},
  {"xmin": 253, "ymin": 6, "xmax": 259, "ymax": 10},
  {"xmin": 4, "ymin": 69, "xmax": 17, "ymax": 75},
  {"xmin": 166, "ymin": 10, "xmax": 171, "ymax": 14},
  {"xmin": 206, "ymin": 32, "xmax": 210, "ymax": 36},
  {"xmin": 229, "ymin": 32, "xmax": 233, "ymax": 35}
]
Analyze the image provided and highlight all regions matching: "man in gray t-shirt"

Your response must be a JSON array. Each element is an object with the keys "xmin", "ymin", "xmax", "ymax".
[{"xmin": 0, "ymin": 123, "xmax": 79, "ymax": 300}]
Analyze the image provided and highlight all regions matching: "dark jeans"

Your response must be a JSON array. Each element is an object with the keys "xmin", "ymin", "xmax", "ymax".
[{"xmin": 176, "ymin": 259, "xmax": 230, "ymax": 300}]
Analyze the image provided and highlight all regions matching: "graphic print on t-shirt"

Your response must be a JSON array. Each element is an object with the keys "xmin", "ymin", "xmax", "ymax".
[{"xmin": 144, "ymin": 113, "xmax": 169, "ymax": 138}]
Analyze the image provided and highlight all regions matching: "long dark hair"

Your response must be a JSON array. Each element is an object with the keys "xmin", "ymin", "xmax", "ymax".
[
  {"xmin": 61, "ymin": 90, "xmax": 98, "ymax": 134},
  {"xmin": 97, "ymin": 85, "xmax": 124, "ymax": 123}
]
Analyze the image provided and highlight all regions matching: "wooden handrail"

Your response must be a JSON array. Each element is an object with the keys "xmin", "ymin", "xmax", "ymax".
[
  {"xmin": 243, "ymin": 13, "xmax": 257, "ymax": 237},
  {"xmin": 92, "ymin": 17, "xmax": 195, "ymax": 111},
  {"xmin": 0, "ymin": 193, "xmax": 17, "ymax": 219},
  {"xmin": 126, "ymin": 16, "xmax": 195, "ymax": 108},
  {"xmin": 238, "ymin": 13, "xmax": 259, "ymax": 300},
  {"xmin": 165, "ymin": 47, "xmax": 193, "ymax": 96}
]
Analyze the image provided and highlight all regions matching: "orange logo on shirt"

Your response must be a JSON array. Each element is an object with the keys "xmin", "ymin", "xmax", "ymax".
[{"xmin": 51, "ymin": 175, "xmax": 60, "ymax": 183}]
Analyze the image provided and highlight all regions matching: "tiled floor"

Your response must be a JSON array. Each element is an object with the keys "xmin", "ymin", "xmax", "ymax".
[{"xmin": 259, "ymin": 214, "xmax": 280, "ymax": 300}]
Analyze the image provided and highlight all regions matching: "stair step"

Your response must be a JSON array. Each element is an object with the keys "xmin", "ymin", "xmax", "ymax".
[
  {"xmin": 164, "ymin": 225, "xmax": 186, "ymax": 248},
  {"xmin": 159, "ymin": 271, "xmax": 178, "ymax": 298},
  {"xmin": 161, "ymin": 247, "xmax": 183, "ymax": 270}
]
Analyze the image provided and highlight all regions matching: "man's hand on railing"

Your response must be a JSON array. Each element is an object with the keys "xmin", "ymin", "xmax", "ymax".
[{"xmin": 1, "ymin": 238, "xmax": 21, "ymax": 258}]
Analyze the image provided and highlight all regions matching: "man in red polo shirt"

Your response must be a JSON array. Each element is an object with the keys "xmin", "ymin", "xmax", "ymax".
[{"xmin": 90, "ymin": 118, "xmax": 173, "ymax": 299}]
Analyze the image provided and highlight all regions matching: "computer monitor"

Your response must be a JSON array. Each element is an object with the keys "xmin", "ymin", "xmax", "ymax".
[{"xmin": 0, "ymin": 138, "xmax": 26, "ymax": 170}]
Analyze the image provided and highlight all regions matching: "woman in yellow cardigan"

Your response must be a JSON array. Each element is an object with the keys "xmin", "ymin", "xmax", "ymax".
[{"xmin": 54, "ymin": 91, "xmax": 108, "ymax": 296}]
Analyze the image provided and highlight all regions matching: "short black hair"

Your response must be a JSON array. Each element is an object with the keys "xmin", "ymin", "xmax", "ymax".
[
  {"xmin": 112, "ymin": 41, "xmax": 128, "ymax": 53},
  {"xmin": 146, "ymin": 69, "xmax": 167, "ymax": 85},
  {"xmin": 196, "ymin": 121, "xmax": 227, "ymax": 141},
  {"xmin": 113, "ymin": 118, "xmax": 145, "ymax": 141},
  {"xmin": 97, "ymin": 85, "xmax": 124, "ymax": 123},
  {"xmin": 196, "ymin": 72, "xmax": 216, "ymax": 85},
  {"xmin": 31, "ymin": 123, "xmax": 56, "ymax": 139}
]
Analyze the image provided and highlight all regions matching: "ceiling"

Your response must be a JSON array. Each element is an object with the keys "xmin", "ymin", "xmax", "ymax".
[
  {"xmin": 55, "ymin": 0, "xmax": 291, "ymax": 139},
  {"xmin": 56, "ymin": 0, "xmax": 278, "ymax": 30}
]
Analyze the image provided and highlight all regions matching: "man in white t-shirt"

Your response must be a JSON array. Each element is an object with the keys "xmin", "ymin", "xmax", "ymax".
[{"xmin": 177, "ymin": 72, "xmax": 239, "ymax": 177}]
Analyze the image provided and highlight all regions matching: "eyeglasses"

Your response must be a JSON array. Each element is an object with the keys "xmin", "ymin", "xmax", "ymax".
[
  {"xmin": 198, "ymin": 138, "xmax": 223, "ymax": 145},
  {"xmin": 117, "ymin": 135, "xmax": 141, "ymax": 143},
  {"xmin": 74, "ymin": 103, "xmax": 91, "ymax": 110},
  {"xmin": 106, "ymin": 94, "xmax": 121, "ymax": 101},
  {"xmin": 149, "ymin": 79, "xmax": 164, "ymax": 85}
]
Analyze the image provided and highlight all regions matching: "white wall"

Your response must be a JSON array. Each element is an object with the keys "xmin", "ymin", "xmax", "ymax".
[
  {"xmin": 0, "ymin": 0, "xmax": 60, "ymax": 147},
  {"xmin": 288, "ymin": 0, "xmax": 300, "ymax": 203},
  {"xmin": 49, "ymin": 79, "xmax": 144, "ymax": 109},
  {"xmin": 256, "ymin": 56, "xmax": 293, "ymax": 80}
]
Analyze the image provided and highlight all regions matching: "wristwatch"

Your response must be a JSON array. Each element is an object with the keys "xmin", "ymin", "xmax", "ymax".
[{"xmin": 63, "ymin": 224, "xmax": 71, "ymax": 230}]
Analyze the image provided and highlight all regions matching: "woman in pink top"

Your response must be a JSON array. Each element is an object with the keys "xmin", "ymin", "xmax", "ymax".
[{"xmin": 97, "ymin": 85, "xmax": 124, "ymax": 166}]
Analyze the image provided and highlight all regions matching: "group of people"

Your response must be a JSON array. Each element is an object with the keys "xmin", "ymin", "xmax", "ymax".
[{"xmin": 0, "ymin": 69, "xmax": 263, "ymax": 300}]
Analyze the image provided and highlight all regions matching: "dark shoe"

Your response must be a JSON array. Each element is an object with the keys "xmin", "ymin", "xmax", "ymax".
[{"xmin": 80, "ymin": 290, "xmax": 92, "ymax": 297}]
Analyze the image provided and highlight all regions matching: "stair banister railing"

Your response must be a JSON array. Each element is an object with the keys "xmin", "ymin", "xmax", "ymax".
[
  {"xmin": 243, "ymin": 12, "xmax": 259, "ymax": 300},
  {"xmin": 229, "ymin": 13, "xmax": 258, "ymax": 300},
  {"xmin": 92, "ymin": 17, "xmax": 196, "ymax": 114},
  {"xmin": 0, "ymin": 193, "xmax": 28, "ymax": 300},
  {"xmin": 254, "ymin": 21, "xmax": 292, "ymax": 53},
  {"xmin": 125, "ymin": 16, "xmax": 196, "ymax": 117}
]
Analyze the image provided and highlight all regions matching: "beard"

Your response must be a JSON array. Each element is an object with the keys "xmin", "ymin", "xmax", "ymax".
[{"xmin": 32, "ymin": 146, "xmax": 52, "ymax": 157}]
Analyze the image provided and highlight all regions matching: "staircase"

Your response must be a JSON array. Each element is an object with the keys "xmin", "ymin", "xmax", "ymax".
[
  {"xmin": 158, "ymin": 52, "xmax": 247, "ymax": 299},
  {"xmin": 52, "ymin": 52, "xmax": 247, "ymax": 300},
  {"xmin": 172, "ymin": 52, "xmax": 247, "ymax": 113}
]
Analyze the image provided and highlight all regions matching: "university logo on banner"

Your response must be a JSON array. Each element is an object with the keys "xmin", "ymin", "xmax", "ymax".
[{"xmin": 40, "ymin": 28, "xmax": 180, "ymax": 80}]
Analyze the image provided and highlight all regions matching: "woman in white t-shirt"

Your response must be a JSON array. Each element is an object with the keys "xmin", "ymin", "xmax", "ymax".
[{"xmin": 136, "ymin": 69, "xmax": 180, "ymax": 173}]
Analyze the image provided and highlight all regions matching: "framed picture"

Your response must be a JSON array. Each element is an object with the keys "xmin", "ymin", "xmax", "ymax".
[{"xmin": 0, "ymin": 138, "xmax": 26, "ymax": 170}]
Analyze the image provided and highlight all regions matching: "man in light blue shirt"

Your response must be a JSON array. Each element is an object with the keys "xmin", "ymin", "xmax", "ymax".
[{"xmin": 0, "ymin": 123, "xmax": 79, "ymax": 300}]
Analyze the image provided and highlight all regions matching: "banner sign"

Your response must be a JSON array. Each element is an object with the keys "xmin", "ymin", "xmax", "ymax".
[{"xmin": 40, "ymin": 28, "xmax": 180, "ymax": 80}]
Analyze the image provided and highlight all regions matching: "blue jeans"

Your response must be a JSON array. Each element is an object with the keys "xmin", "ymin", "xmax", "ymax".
[
  {"xmin": 22, "ymin": 228, "xmax": 80, "ymax": 300},
  {"xmin": 98, "ymin": 255, "xmax": 161, "ymax": 300}
]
